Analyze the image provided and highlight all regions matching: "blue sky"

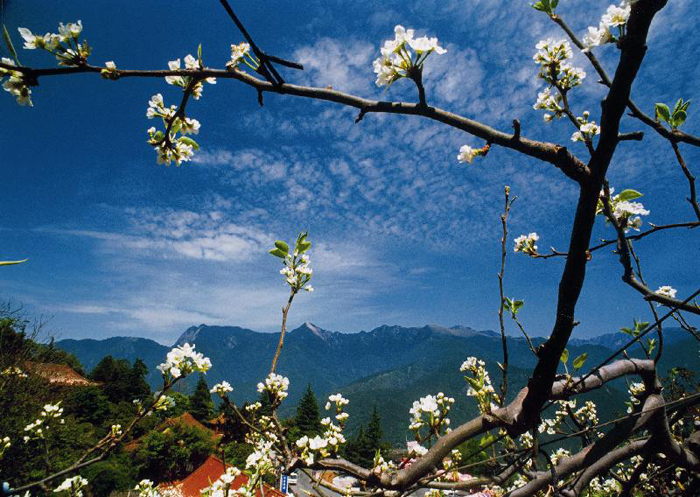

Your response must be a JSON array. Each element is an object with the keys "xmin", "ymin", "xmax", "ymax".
[{"xmin": 1, "ymin": 0, "xmax": 698, "ymax": 344}]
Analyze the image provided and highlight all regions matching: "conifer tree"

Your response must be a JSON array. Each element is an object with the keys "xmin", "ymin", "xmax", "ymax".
[
  {"xmin": 189, "ymin": 374, "xmax": 214, "ymax": 421},
  {"xmin": 294, "ymin": 383, "xmax": 322, "ymax": 437}
]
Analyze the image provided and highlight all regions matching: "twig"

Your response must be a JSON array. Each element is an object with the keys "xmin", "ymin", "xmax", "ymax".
[{"xmin": 497, "ymin": 186, "xmax": 515, "ymax": 403}]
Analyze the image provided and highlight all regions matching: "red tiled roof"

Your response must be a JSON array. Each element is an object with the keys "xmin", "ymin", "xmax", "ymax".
[
  {"xmin": 161, "ymin": 455, "xmax": 286, "ymax": 497},
  {"xmin": 23, "ymin": 361, "xmax": 98, "ymax": 387}
]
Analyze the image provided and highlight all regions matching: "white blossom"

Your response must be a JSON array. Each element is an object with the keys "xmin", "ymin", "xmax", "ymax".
[
  {"xmin": 513, "ymin": 233, "xmax": 539, "ymax": 256},
  {"xmin": 655, "ymin": 285, "xmax": 677, "ymax": 299},
  {"xmin": 457, "ymin": 145, "xmax": 479, "ymax": 164},
  {"xmin": 210, "ymin": 381, "xmax": 234, "ymax": 396},
  {"xmin": 157, "ymin": 343, "xmax": 211, "ymax": 380},
  {"xmin": 53, "ymin": 476, "xmax": 88, "ymax": 496}
]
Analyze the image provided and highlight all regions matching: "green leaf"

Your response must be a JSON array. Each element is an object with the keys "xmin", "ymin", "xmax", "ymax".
[
  {"xmin": 268, "ymin": 248, "xmax": 287, "ymax": 259},
  {"xmin": 2, "ymin": 25, "xmax": 19, "ymax": 65},
  {"xmin": 197, "ymin": 43, "xmax": 203, "ymax": 67},
  {"xmin": 465, "ymin": 376, "xmax": 481, "ymax": 390},
  {"xmin": 274, "ymin": 240, "xmax": 289, "ymax": 254},
  {"xmin": 298, "ymin": 241, "xmax": 311, "ymax": 254},
  {"xmin": 572, "ymin": 352, "xmax": 588, "ymax": 370},
  {"xmin": 620, "ymin": 327, "xmax": 634, "ymax": 336},
  {"xmin": 616, "ymin": 189, "xmax": 643, "ymax": 202},
  {"xmin": 502, "ymin": 298, "xmax": 512, "ymax": 312},
  {"xmin": 153, "ymin": 131, "xmax": 165, "ymax": 143},
  {"xmin": 512, "ymin": 300, "xmax": 524, "ymax": 313},
  {"xmin": 560, "ymin": 349, "xmax": 569, "ymax": 365},
  {"xmin": 635, "ymin": 321, "xmax": 649, "ymax": 333},
  {"xmin": 670, "ymin": 109, "xmax": 687, "ymax": 129},
  {"xmin": 178, "ymin": 136, "xmax": 199, "ymax": 150},
  {"xmin": 532, "ymin": 1, "xmax": 547, "ymax": 12},
  {"xmin": 0, "ymin": 259, "xmax": 27, "ymax": 266},
  {"xmin": 479, "ymin": 434, "xmax": 497, "ymax": 447},
  {"xmin": 679, "ymin": 99, "xmax": 691, "ymax": 113},
  {"xmin": 655, "ymin": 103, "xmax": 670, "ymax": 123},
  {"xmin": 550, "ymin": 0, "xmax": 559, "ymax": 9}
]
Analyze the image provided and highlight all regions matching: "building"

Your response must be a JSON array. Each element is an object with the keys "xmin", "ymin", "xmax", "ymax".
[{"xmin": 160, "ymin": 455, "xmax": 286, "ymax": 497}]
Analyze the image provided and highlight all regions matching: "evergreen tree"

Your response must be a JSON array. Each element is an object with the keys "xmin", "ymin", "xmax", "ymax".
[
  {"xmin": 366, "ymin": 405, "xmax": 383, "ymax": 451},
  {"xmin": 294, "ymin": 383, "xmax": 322, "ymax": 437},
  {"xmin": 189, "ymin": 374, "xmax": 214, "ymax": 421},
  {"xmin": 128, "ymin": 358, "xmax": 151, "ymax": 401},
  {"xmin": 89, "ymin": 356, "xmax": 133, "ymax": 403}
]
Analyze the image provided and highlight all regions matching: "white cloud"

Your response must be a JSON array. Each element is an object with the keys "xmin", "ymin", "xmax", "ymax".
[{"xmin": 293, "ymin": 38, "xmax": 375, "ymax": 94}]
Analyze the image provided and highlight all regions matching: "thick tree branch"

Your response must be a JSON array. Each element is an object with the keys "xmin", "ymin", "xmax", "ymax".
[{"xmin": 0, "ymin": 61, "xmax": 591, "ymax": 184}]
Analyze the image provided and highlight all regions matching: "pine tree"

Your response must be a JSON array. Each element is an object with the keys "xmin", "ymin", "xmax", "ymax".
[
  {"xmin": 366, "ymin": 405, "xmax": 383, "ymax": 451},
  {"xmin": 128, "ymin": 358, "xmax": 151, "ymax": 401},
  {"xmin": 294, "ymin": 383, "xmax": 322, "ymax": 437},
  {"xmin": 189, "ymin": 374, "xmax": 214, "ymax": 421}
]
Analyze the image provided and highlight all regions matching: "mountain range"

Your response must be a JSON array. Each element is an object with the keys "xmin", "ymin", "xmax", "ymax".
[{"xmin": 57, "ymin": 323, "xmax": 699, "ymax": 444}]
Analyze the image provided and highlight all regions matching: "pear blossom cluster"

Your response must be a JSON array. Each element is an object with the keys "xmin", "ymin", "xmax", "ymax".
[
  {"xmin": 326, "ymin": 393, "xmax": 350, "ymax": 425},
  {"xmin": 296, "ymin": 434, "xmax": 332, "ymax": 464},
  {"xmin": 210, "ymin": 381, "xmax": 234, "ymax": 397},
  {"xmin": 533, "ymin": 39, "xmax": 585, "ymax": 91},
  {"xmin": 226, "ymin": 43, "xmax": 259, "ymax": 72},
  {"xmin": 626, "ymin": 381, "xmax": 646, "ymax": 413},
  {"xmin": 111, "ymin": 424, "xmax": 123, "ymax": 438},
  {"xmin": 538, "ymin": 399, "xmax": 599, "ymax": 436},
  {"xmin": 533, "ymin": 87, "xmax": 564, "ymax": 122},
  {"xmin": 201, "ymin": 467, "xmax": 249, "ymax": 497},
  {"xmin": 461, "ymin": 358, "xmax": 500, "ymax": 414},
  {"xmin": 257, "ymin": 373, "xmax": 290, "ymax": 404},
  {"xmin": 320, "ymin": 416, "xmax": 347, "ymax": 452},
  {"xmin": 408, "ymin": 393, "xmax": 454, "ymax": 438},
  {"xmin": 0, "ymin": 58, "xmax": 32, "ymax": 106},
  {"xmin": 165, "ymin": 53, "xmax": 216, "ymax": 100},
  {"xmin": 583, "ymin": 1, "xmax": 634, "ymax": 49},
  {"xmin": 24, "ymin": 403, "xmax": 65, "ymax": 442},
  {"xmin": 146, "ymin": 94, "xmax": 201, "ymax": 166},
  {"xmin": 18, "ymin": 21, "xmax": 90, "ymax": 67},
  {"xmin": 153, "ymin": 394, "xmax": 176, "ymax": 412},
  {"xmin": 372, "ymin": 25, "xmax": 446, "ymax": 88},
  {"xmin": 245, "ymin": 437, "xmax": 277, "ymax": 476},
  {"xmin": 157, "ymin": 343, "xmax": 211, "ymax": 380},
  {"xmin": 655, "ymin": 285, "xmax": 677, "ymax": 299},
  {"xmin": 550, "ymin": 447, "xmax": 572, "ymax": 466},
  {"xmin": 406, "ymin": 440, "xmax": 428, "ymax": 457},
  {"xmin": 134, "ymin": 479, "xmax": 160, "ymax": 497},
  {"xmin": 513, "ymin": 232, "xmax": 539, "ymax": 256},
  {"xmin": 571, "ymin": 111, "xmax": 601, "ymax": 143},
  {"xmin": 271, "ymin": 232, "xmax": 314, "ymax": 293},
  {"xmin": 53, "ymin": 475, "xmax": 89, "ymax": 496},
  {"xmin": 596, "ymin": 187, "xmax": 650, "ymax": 232}
]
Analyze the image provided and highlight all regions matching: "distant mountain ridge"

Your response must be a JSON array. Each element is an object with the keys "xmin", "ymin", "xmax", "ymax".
[{"xmin": 56, "ymin": 323, "xmax": 698, "ymax": 444}]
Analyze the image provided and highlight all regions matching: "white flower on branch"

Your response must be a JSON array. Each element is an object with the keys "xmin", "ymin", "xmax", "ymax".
[
  {"xmin": 513, "ymin": 232, "xmax": 539, "ymax": 256},
  {"xmin": 157, "ymin": 342, "xmax": 211, "ymax": 380},
  {"xmin": 1, "ymin": 58, "xmax": 33, "ymax": 106},
  {"xmin": 372, "ymin": 24, "xmax": 446, "ymax": 88},
  {"xmin": 210, "ymin": 381, "xmax": 234, "ymax": 396},
  {"xmin": 655, "ymin": 285, "xmax": 677, "ymax": 299},
  {"xmin": 53, "ymin": 475, "xmax": 88, "ymax": 496},
  {"xmin": 18, "ymin": 21, "xmax": 90, "ymax": 67},
  {"xmin": 584, "ymin": 1, "xmax": 634, "ymax": 49},
  {"xmin": 164, "ymin": 54, "xmax": 216, "ymax": 100},
  {"xmin": 571, "ymin": 113, "xmax": 601, "ymax": 143},
  {"xmin": 257, "ymin": 372, "xmax": 290, "ymax": 400}
]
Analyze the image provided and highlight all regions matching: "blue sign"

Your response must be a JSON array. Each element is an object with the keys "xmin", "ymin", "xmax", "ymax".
[{"xmin": 280, "ymin": 475, "xmax": 289, "ymax": 494}]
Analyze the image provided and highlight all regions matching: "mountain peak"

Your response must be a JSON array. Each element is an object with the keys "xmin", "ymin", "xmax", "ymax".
[
  {"xmin": 292, "ymin": 322, "xmax": 331, "ymax": 341},
  {"xmin": 173, "ymin": 324, "xmax": 207, "ymax": 347}
]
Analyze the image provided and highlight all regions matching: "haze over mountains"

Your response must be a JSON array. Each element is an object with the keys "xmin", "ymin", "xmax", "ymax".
[{"xmin": 57, "ymin": 323, "xmax": 699, "ymax": 443}]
